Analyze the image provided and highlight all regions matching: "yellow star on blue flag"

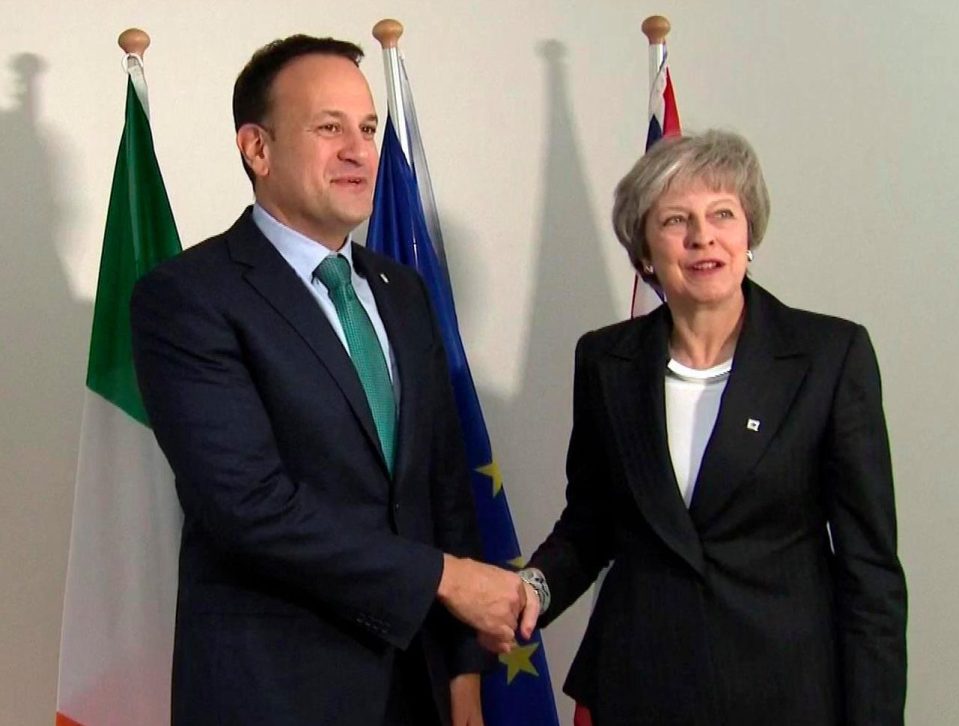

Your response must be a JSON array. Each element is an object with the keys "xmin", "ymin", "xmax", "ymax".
[
  {"xmin": 476, "ymin": 460, "xmax": 504, "ymax": 497},
  {"xmin": 499, "ymin": 642, "xmax": 541, "ymax": 684}
]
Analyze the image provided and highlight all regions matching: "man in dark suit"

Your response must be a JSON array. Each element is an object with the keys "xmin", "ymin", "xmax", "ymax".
[{"xmin": 131, "ymin": 35, "xmax": 524, "ymax": 726}]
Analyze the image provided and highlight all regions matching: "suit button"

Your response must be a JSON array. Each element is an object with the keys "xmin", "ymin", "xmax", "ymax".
[{"xmin": 393, "ymin": 503, "xmax": 400, "ymax": 511}]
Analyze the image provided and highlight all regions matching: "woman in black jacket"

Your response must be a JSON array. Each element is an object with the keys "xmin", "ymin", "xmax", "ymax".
[{"xmin": 516, "ymin": 130, "xmax": 906, "ymax": 726}]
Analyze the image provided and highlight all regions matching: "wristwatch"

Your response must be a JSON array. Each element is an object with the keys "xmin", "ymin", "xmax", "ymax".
[{"xmin": 517, "ymin": 567, "xmax": 551, "ymax": 614}]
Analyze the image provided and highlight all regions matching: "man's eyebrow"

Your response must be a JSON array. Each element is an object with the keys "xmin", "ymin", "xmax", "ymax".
[{"xmin": 312, "ymin": 110, "xmax": 379, "ymax": 125}]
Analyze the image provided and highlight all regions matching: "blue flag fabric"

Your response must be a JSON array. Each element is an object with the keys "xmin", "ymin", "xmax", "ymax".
[{"xmin": 367, "ymin": 117, "xmax": 560, "ymax": 726}]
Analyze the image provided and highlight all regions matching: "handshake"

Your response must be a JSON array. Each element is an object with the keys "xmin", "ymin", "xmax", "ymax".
[{"xmin": 437, "ymin": 554, "xmax": 543, "ymax": 654}]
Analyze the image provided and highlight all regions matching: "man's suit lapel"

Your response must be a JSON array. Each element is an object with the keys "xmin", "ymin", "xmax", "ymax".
[
  {"xmin": 600, "ymin": 308, "xmax": 705, "ymax": 576},
  {"xmin": 689, "ymin": 281, "xmax": 809, "ymax": 525},
  {"xmin": 225, "ymin": 211, "xmax": 387, "ymax": 474}
]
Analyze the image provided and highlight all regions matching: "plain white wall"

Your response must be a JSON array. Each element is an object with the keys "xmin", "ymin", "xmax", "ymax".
[{"xmin": 1, "ymin": 1, "xmax": 956, "ymax": 723}]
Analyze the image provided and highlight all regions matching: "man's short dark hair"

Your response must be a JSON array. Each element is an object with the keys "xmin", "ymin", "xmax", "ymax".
[{"xmin": 232, "ymin": 35, "xmax": 365, "ymax": 185}]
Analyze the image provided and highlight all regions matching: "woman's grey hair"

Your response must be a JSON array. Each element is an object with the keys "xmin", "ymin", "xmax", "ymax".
[{"xmin": 612, "ymin": 129, "xmax": 771, "ymax": 284}]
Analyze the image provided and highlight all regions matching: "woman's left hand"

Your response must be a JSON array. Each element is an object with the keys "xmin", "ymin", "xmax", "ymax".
[{"xmin": 450, "ymin": 672, "xmax": 484, "ymax": 726}]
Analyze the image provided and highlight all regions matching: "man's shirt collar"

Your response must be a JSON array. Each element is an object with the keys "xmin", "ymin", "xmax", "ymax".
[{"xmin": 251, "ymin": 203, "xmax": 355, "ymax": 281}]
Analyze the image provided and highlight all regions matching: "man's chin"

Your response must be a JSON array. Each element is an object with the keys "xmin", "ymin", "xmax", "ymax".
[{"xmin": 336, "ymin": 207, "xmax": 374, "ymax": 231}]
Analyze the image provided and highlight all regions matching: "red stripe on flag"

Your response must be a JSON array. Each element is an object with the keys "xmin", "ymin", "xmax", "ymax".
[
  {"xmin": 629, "ymin": 273, "xmax": 640, "ymax": 318},
  {"xmin": 662, "ymin": 69, "xmax": 681, "ymax": 137},
  {"xmin": 55, "ymin": 712, "xmax": 85, "ymax": 726},
  {"xmin": 573, "ymin": 702, "xmax": 594, "ymax": 726}
]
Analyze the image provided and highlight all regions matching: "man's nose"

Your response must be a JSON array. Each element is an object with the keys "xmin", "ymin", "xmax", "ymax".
[{"xmin": 338, "ymin": 127, "xmax": 370, "ymax": 162}]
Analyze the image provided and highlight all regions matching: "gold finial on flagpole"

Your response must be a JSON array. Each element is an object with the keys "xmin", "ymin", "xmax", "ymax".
[
  {"xmin": 118, "ymin": 28, "xmax": 150, "ymax": 56},
  {"xmin": 372, "ymin": 19, "xmax": 404, "ymax": 50},
  {"xmin": 641, "ymin": 16, "xmax": 671, "ymax": 46}
]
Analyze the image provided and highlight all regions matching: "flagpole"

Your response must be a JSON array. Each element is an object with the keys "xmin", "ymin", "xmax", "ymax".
[
  {"xmin": 372, "ymin": 18, "xmax": 412, "ymax": 164},
  {"xmin": 118, "ymin": 27, "xmax": 149, "ymax": 58},
  {"xmin": 642, "ymin": 15, "xmax": 670, "ymax": 89},
  {"xmin": 371, "ymin": 16, "xmax": 456, "ymax": 277},
  {"xmin": 119, "ymin": 27, "xmax": 151, "ymax": 118}
]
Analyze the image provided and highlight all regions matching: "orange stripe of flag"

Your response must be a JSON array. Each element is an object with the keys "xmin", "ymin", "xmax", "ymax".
[{"xmin": 56, "ymin": 711, "xmax": 85, "ymax": 726}]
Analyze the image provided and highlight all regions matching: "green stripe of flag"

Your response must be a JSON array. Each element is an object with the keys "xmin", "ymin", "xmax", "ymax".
[{"xmin": 86, "ymin": 76, "xmax": 181, "ymax": 425}]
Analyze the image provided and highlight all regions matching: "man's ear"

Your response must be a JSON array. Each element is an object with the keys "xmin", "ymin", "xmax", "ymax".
[{"xmin": 236, "ymin": 124, "xmax": 270, "ymax": 180}]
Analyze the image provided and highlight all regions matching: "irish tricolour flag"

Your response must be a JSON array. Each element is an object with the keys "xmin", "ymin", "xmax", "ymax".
[{"xmin": 56, "ymin": 54, "xmax": 182, "ymax": 726}]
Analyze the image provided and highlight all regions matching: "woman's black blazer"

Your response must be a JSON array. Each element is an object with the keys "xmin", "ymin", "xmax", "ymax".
[{"xmin": 529, "ymin": 280, "xmax": 907, "ymax": 726}]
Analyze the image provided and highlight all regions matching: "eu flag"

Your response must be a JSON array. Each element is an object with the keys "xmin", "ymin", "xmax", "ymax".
[{"xmin": 367, "ymin": 117, "xmax": 560, "ymax": 726}]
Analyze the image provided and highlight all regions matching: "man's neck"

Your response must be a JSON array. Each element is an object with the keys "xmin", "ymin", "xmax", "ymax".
[{"xmin": 254, "ymin": 198, "xmax": 348, "ymax": 251}]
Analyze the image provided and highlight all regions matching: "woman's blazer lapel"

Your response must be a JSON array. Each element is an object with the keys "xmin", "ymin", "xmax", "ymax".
[
  {"xmin": 599, "ymin": 306, "xmax": 706, "ymax": 576},
  {"xmin": 688, "ymin": 281, "xmax": 810, "ymax": 526}
]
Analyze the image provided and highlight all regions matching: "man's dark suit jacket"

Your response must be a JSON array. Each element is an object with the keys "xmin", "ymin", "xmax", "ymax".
[
  {"xmin": 529, "ymin": 280, "xmax": 907, "ymax": 726},
  {"xmin": 130, "ymin": 209, "xmax": 485, "ymax": 725}
]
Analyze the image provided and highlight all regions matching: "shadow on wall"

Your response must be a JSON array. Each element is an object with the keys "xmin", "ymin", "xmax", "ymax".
[
  {"xmin": 470, "ymin": 40, "xmax": 622, "ymax": 714},
  {"xmin": 0, "ymin": 53, "xmax": 89, "ymax": 724}
]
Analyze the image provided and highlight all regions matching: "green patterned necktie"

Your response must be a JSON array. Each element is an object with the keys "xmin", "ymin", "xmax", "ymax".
[{"xmin": 314, "ymin": 254, "xmax": 396, "ymax": 474}]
